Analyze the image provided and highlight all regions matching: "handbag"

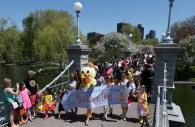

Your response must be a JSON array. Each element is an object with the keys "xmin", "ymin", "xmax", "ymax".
[
  {"xmin": 16, "ymin": 95, "xmax": 23, "ymax": 107},
  {"xmin": 11, "ymin": 101, "xmax": 19, "ymax": 109}
]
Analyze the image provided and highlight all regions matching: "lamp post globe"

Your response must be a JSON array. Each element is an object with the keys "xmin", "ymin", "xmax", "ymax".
[
  {"xmin": 74, "ymin": 2, "xmax": 83, "ymax": 44},
  {"xmin": 74, "ymin": 2, "xmax": 82, "ymax": 12}
]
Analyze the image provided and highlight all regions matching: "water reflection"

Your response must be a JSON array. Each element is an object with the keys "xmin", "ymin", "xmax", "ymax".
[{"xmin": 173, "ymin": 85, "xmax": 195, "ymax": 127}]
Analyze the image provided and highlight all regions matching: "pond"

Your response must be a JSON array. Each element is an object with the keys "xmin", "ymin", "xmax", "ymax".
[{"xmin": 173, "ymin": 84, "xmax": 195, "ymax": 127}]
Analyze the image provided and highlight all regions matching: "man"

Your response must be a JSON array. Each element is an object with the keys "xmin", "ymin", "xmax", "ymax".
[{"xmin": 24, "ymin": 70, "xmax": 39, "ymax": 118}]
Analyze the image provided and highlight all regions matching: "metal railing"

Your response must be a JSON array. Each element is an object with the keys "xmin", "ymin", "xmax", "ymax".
[
  {"xmin": 0, "ymin": 102, "xmax": 8, "ymax": 127},
  {"xmin": 40, "ymin": 60, "xmax": 74, "ymax": 93},
  {"xmin": 155, "ymin": 62, "xmax": 168, "ymax": 127}
]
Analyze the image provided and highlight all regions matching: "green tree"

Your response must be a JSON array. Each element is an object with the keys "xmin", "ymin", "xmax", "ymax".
[
  {"xmin": 121, "ymin": 24, "xmax": 141, "ymax": 43},
  {"xmin": 90, "ymin": 32, "xmax": 135, "ymax": 63},
  {"xmin": 121, "ymin": 24, "xmax": 133, "ymax": 35},
  {"xmin": 137, "ymin": 38, "xmax": 159, "ymax": 46},
  {"xmin": 22, "ymin": 10, "xmax": 77, "ymax": 66},
  {"xmin": 22, "ymin": 16, "xmax": 36, "ymax": 59},
  {"xmin": 0, "ymin": 26, "xmax": 21, "ymax": 63},
  {"xmin": 176, "ymin": 35, "xmax": 195, "ymax": 80}
]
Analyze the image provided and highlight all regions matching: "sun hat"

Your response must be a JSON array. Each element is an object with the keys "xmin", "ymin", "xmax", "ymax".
[{"xmin": 28, "ymin": 70, "xmax": 36, "ymax": 76}]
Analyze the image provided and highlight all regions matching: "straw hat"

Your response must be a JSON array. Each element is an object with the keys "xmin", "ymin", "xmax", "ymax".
[{"xmin": 28, "ymin": 70, "xmax": 36, "ymax": 76}]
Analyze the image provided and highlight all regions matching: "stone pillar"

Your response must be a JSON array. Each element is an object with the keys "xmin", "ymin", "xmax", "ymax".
[
  {"xmin": 123, "ymin": 48, "xmax": 131, "ymax": 58},
  {"xmin": 153, "ymin": 44, "xmax": 180, "ymax": 105},
  {"xmin": 66, "ymin": 44, "xmax": 91, "ymax": 73}
]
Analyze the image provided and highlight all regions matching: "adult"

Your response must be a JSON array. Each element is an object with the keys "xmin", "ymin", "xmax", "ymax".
[
  {"xmin": 3, "ymin": 78, "xmax": 19, "ymax": 127},
  {"xmin": 67, "ymin": 73, "xmax": 78, "ymax": 115},
  {"xmin": 24, "ymin": 70, "xmax": 39, "ymax": 118},
  {"xmin": 116, "ymin": 62, "xmax": 128, "ymax": 82},
  {"xmin": 140, "ymin": 64, "xmax": 154, "ymax": 97}
]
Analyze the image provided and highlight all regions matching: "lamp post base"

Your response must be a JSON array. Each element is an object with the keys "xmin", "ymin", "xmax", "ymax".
[{"xmin": 66, "ymin": 43, "xmax": 91, "ymax": 73}]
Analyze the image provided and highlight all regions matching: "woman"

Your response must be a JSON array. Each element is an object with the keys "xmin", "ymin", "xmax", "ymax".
[
  {"xmin": 3, "ymin": 78, "xmax": 19, "ymax": 127},
  {"xmin": 24, "ymin": 70, "xmax": 39, "ymax": 118}
]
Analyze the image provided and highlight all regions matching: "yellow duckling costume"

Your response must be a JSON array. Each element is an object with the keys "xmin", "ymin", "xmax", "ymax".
[
  {"xmin": 79, "ymin": 62, "xmax": 97, "ymax": 124},
  {"xmin": 79, "ymin": 62, "xmax": 97, "ymax": 89}
]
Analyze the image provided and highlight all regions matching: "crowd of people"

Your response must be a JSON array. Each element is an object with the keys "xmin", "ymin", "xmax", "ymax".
[
  {"xmin": 2, "ymin": 70, "xmax": 40, "ymax": 127},
  {"xmin": 2, "ymin": 53, "xmax": 155, "ymax": 127},
  {"xmin": 57, "ymin": 53, "xmax": 155, "ymax": 125}
]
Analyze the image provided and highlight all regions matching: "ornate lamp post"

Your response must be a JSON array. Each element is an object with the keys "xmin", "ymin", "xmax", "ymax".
[
  {"xmin": 128, "ymin": 34, "xmax": 133, "ymax": 49},
  {"xmin": 163, "ymin": 0, "xmax": 175, "ymax": 44},
  {"xmin": 153, "ymin": 0, "xmax": 185, "ymax": 125},
  {"xmin": 66, "ymin": 2, "xmax": 90, "ymax": 73},
  {"xmin": 74, "ymin": 2, "xmax": 83, "ymax": 44}
]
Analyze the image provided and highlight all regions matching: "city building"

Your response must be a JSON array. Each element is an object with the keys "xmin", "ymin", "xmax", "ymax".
[
  {"xmin": 137, "ymin": 24, "xmax": 144, "ymax": 40},
  {"xmin": 146, "ymin": 30, "xmax": 156, "ymax": 39},
  {"xmin": 87, "ymin": 32, "xmax": 104, "ymax": 45},
  {"xmin": 117, "ymin": 22, "xmax": 130, "ymax": 33}
]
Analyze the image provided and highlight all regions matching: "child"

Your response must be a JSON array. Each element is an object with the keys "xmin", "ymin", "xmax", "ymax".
[
  {"xmin": 103, "ymin": 75, "xmax": 114, "ymax": 120},
  {"xmin": 18, "ymin": 82, "xmax": 33, "ymax": 124},
  {"xmin": 127, "ymin": 78, "xmax": 136, "ymax": 108},
  {"xmin": 43, "ymin": 88, "xmax": 56, "ymax": 119},
  {"xmin": 56, "ymin": 90, "xmax": 65, "ymax": 119},
  {"xmin": 137, "ymin": 85, "xmax": 148, "ymax": 124},
  {"xmin": 117, "ymin": 73, "xmax": 129, "ymax": 121}
]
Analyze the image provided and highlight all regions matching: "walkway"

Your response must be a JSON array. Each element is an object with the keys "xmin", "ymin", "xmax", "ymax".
[{"xmin": 23, "ymin": 102, "xmax": 154, "ymax": 127}]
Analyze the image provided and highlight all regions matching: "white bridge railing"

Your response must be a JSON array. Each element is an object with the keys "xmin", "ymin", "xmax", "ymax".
[
  {"xmin": 155, "ymin": 62, "xmax": 168, "ymax": 127},
  {"xmin": 40, "ymin": 60, "xmax": 74, "ymax": 98}
]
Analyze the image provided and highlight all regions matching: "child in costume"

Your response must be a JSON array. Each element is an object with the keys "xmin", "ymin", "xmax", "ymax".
[
  {"xmin": 18, "ymin": 82, "xmax": 32, "ymax": 124},
  {"xmin": 42, "ymin": 88, "xmax": 56, "ymax": 119},
  {"xmin": 79, "ymin": 62, "xmax": 97, "ymax": 126},
  {"xmin": 137, "ymin": 85, "xmax": 148, "ymax": 124}
]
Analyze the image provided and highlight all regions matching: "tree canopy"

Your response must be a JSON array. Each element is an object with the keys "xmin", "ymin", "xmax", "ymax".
[
  {"xmin": 171, "ymin": 15, "xmax": 195, "ymax": 43},
  {"xmin": 0, "ymin": 10, "xmax": 78, "ymax": 65},
  {"xmin": 176, "ymin": 35, "xmax": 195, "ymax": 80},
  {"xmin": 121, "ymin": 24, "xmax": 142, "ymax": 43},
  {"xmin": 89, "ymin": 32, "xmax": 136, "ymax": 63}
]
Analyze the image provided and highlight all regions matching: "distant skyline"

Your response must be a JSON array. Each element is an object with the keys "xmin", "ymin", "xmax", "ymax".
[{"xmin": 0, "ymin": 0, "xmax": 195, "ymax": 39}]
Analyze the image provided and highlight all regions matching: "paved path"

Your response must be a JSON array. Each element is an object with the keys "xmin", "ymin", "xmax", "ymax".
[{"xmin": 23, "ymin": 103, "xmax": 143, "ymax": 127}]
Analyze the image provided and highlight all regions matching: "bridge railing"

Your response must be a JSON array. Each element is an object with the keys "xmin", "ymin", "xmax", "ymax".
[
  {"xmin": 40, "ymin": 60, "xmax": 74, "ymax": 99},
  {"xmin": 155, "ymin": 62, "xmax": 168, "ymax": 127},
  {"xmin": 0, "ymin": 101, "xmax": 8, "ymax": 127}
]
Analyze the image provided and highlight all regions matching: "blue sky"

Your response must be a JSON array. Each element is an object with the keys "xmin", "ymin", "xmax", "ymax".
[{"xmin": 0, "ymin": 0, "xmax": 194, "ymax": 39}]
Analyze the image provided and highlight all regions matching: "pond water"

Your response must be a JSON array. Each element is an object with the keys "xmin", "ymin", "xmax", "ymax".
[{"xmin": 173, "ymin": 84, "xmax": 195, "ymax": 127}]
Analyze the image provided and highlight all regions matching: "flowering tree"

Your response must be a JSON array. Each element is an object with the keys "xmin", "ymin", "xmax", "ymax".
[
  {"xmin": 89, "ymin": 32, "xmax": 136, "ymax": 63},
  {"xmin": 176, "ymin": 35, "xmax": 195, "ymax": 80}
]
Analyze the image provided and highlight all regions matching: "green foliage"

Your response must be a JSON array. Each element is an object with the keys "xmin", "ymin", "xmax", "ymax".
[
  {"xmin": 33, "ymin": 12, "xmax": 76, "ymax": 67},
  {"xmin": 132, "ymin": 27, "xmax": 141, "ymax": 43},
  {"xmin": 137, "ymin": 38, "xmax": 159, "ymax": 46},
  {"xmin": 22, "ymin": 10, "xmax": 77, "ymax": 64},
  {"xmin": 0, "ymin": 10, "xmax": 78, "ymax": 65},
  {"xmin": 90, "ymin": 32, "xmax": 136, "ymax": 63},
  {"xmin": 121, "ymin": 24, "xmax": 141, "ymax": 43},
  {"xmin": 176, "ymin": 35, "xmax": 195, "ymax": 80},
  {"xmin": 121, "ymin": 24, "xmax": 133, "ymax": 35},
  {"xmin": 0, "ymin": 25, "xmax": 21, "ymax": 63},
  {"xmin": 136, "ymin": 44, "xmax": 154, "ymax": 55}
]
